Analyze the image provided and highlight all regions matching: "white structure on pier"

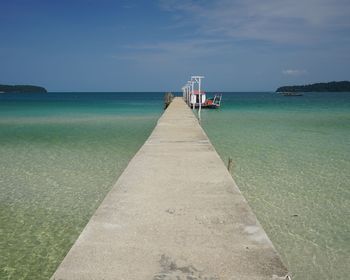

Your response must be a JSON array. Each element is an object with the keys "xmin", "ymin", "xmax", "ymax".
[
  {"xmin": 182, "ymin": 76, "xmax": 205, "ymax": 107},
  {"xmin": 191, "ymin": 75, "xmax": 205, "ymax": 108},
  {"xmin": 182, "ymin": 76, "xmax": 222, "ymax": 115},
  {"xmin": 182, "ymin": 80, "xmax": 193, "ymax": 108}
]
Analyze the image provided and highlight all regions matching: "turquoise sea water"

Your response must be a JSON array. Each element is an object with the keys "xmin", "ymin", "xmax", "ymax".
[
  {"xmin": 0, "ymin": 92, "xmax": 349, "ymax": 279},
  {"xmin": 201, "ymin": 92, "xmax": 350, "ymax": 280},
  {"xmin": 0, "ymin": 92, "xmax": 163, "ymax": 279}
]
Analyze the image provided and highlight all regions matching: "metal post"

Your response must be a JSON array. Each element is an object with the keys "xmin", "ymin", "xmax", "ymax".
[
  {"xmin": 191, "ymin": 81, "xmax": 195, "ymax": 110},
  {"xmin": 191, "ymin": 76, "xmax": 205, "ymax": 121},
  {"xmin": 187, "ymin": 85, "xmax": 190, "ymax": 106},
  {"xmin": 198, "ymin": 78, "xmax": 201, "ymax": 120}
]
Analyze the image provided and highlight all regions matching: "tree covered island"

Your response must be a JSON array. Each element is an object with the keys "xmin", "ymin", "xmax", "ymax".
[
  {"xmin": 0, "ymin": 84, "xmax": 47, "ymax": 93},
  {"xmin": 276, "ymin": 81, "xmax": 350, "ymax": 92}
]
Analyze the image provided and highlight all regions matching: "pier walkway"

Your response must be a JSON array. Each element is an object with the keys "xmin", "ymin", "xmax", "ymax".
[{"xmin": 52, "ymin": 97, "xmax": 288, "ymax": 280}]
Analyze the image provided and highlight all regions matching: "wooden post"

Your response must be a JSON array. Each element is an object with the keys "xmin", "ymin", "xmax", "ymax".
[{"xmin": 227, "ymin": 157, "xmax": 233, "ymax": 172}]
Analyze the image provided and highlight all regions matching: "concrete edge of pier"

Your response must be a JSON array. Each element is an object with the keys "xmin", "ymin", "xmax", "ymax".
[{"xmin": 51, "ymin": 97, "xmax": 289, "ymax": 280}]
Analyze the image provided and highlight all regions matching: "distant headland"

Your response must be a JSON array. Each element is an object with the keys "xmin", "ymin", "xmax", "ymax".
[
  {"xmin": 0, "ymin": 84, "xmax": 47, "ymax": 93},
  {"xmin": 276, "ymin": 81, "xmax": 350, "ymax": 92}
]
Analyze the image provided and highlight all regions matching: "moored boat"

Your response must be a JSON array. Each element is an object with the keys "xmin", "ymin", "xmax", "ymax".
[
  {"xmin": 279, "ymin": 92, "xmax": 303, "ymax": 96},
  {"xmin": 194, "ymin": 94, "xmax": 222, "ymax": 109}
]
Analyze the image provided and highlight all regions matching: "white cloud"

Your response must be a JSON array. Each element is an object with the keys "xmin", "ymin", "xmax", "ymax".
[
  {"xmin": 282, "ymin": 69, "xmax": 307, "ymax": 76},
  {"xmin": 158, "ymin": 0, "xmax": 350, "ymax": 44}
]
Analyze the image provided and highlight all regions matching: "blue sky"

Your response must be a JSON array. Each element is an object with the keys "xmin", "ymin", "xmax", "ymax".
[{"xmin": 0, "ymin": 0, "xmax": 349, "ymax": 91}]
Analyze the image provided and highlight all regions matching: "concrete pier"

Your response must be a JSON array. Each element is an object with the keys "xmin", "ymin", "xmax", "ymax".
[{"xmin": 52, "ymin": 97, "xmax": 289, "ymax": 280}]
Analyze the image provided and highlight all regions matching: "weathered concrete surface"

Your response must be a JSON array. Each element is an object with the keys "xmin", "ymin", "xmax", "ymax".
[{"xmin": 52, "ymin": 97, "xmax": 289, "ymax": 280}]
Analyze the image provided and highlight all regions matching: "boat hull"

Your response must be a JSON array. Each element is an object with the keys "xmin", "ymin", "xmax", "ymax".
[{"xmin": 191, "ymin": 103, "xmax": 220, "ymax": 109}]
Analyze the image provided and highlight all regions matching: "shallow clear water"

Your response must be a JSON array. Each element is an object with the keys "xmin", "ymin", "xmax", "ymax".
[
  {"xmin": 201, "ymin": 92, "xmax": 350, "ymax": 280},
  {"xmin": 0, "ymin": 92, "xmax": 163, "ymax": 279},
  {"xmin": 1, "ymin": 92, "xmax": 349, "ymax": 279}
]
